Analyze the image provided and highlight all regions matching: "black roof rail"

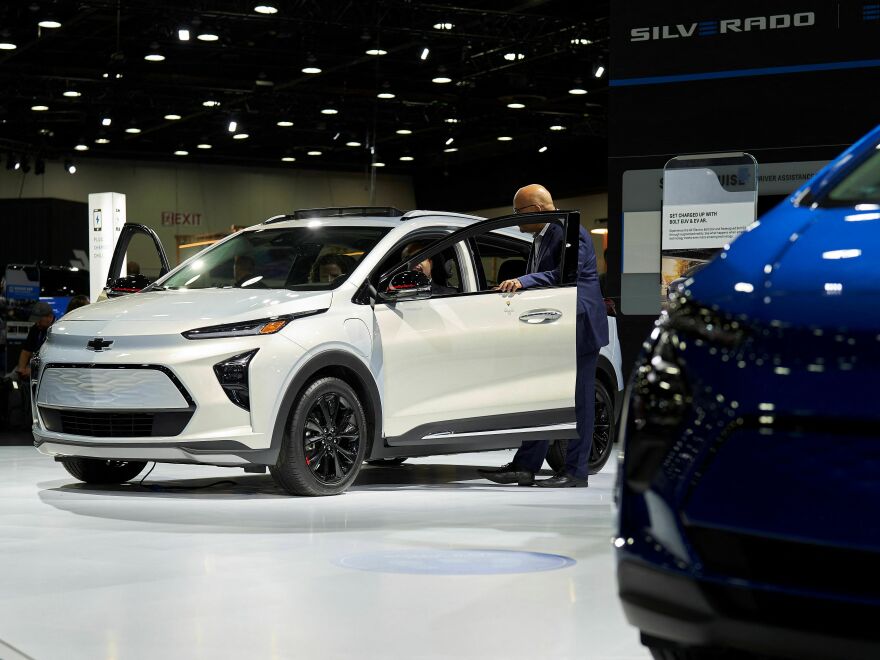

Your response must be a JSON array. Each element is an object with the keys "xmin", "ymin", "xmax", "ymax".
[{"xmin": 263, "ymin": 206, "xmax": 404, "ymax": 224}]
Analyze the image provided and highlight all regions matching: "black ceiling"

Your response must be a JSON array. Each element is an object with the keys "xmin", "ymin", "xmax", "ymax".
[{"xmin": 0, "ymin": 0, "xmax": 608, "ymax": 178}]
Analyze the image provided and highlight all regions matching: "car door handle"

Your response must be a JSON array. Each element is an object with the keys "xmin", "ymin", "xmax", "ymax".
[{"xmin": 519, "ymin": 309, "xmax": 562, "ymax": 324}]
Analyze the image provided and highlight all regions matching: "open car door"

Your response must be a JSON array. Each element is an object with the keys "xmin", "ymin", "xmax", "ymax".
[{"xmin": 104, "ymin": 223, "xmax": 171, "ymax": 298}]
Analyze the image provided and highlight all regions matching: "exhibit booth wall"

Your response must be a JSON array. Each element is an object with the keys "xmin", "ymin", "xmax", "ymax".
[{"xmin": 609, "ymin": 0, "xmax": 880, "ymax": 370}]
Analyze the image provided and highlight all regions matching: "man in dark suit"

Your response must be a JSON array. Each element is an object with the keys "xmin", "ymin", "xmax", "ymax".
[{"xmin": 480, "ymin": 184, "xmax": 609, "ymax": 487}]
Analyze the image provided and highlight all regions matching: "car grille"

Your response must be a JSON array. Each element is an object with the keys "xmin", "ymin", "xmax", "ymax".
[{"xmin": 59, "ymin": 411, "xmax": 154, "ymax": 437}]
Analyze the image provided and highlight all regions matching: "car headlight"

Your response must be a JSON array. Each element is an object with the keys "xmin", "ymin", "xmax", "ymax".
[{"xmin": 182, "ymin": 309, "xmax": 326, "ymax": 340}]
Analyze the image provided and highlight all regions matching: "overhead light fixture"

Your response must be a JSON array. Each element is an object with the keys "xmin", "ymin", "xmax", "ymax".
[
  {"xmin": 445, "ymin": 137, "xmax": 454, "ymax": 146},
  {"xmin": 101, "ymin": 117, "xmax": 112, "ymax": 126},
  {"xmin": 228, "ymin": 120, "xmax": 238, "ymax": 133},
  {"xmin": 571, "ymin": 38, "xmax": 593, "ymax": 45},
  {"xmin": 197, "ymin": 143, "xmax": 212, "ymax": 149},
  {"xmin": 233, "ymin": 133, "xmax": 249, "ymax": 140},
  {"xmin": 569, "ymin": 87, "xmax": 588, "ymax": 95},
  {"xmin": 497, "ymin": 136, "xmax": 513, "ymax": 141},
  {"xmin": 420, "ymin": 47, "xmax": 430, "ymax": 60},
  {"xmin": 197, "ymin": 32, "xmax": 219, "ymax": 42},
  {"xmin": 346, "ymin": 141, "xmax": 362, "ymax": 147},
  {"xmin": 507, "ymin": 102, "xmax": 525, "ymax": 109},
  {"xmin": 63, "ymin": 90, "xmax": 82, "ymax": 98},
  {"xmin": 165, "ymin": 113, "xmax": 182, "ymax": 120},
  {"xmin": 125, "ymin": 127, "xmax": 142, "ymax": 134},
  {"xmin": 12, "ymin": 155, "xmax": 22, "ymax": 170},
  {"xmin": 254, "ymin": 5, "xmax": 278, "ymax": 14},
  {"xmin": 0, "ymin": 42, "xmax": 17, "ymax": 50},
  {"xmin": 432, "ymin": 76, "xmax": 452, "ymax": 84},
  {"xmin": 396, "ymin": 128, "xmax": 412, "ymax": 135},
  {"xmin": 321, "ymin": 108, "xmax": 338, "ymax": 115},
  {"xmin": 145, "ymin": 53, "xmax": 165, "ymax": 62},
  {"xmin": 202, "ymin": 100, "xmax": 221, "ymax": 107},
  {"xmin": 443, "ymin": 147, "xmax": 458, "ymax": 153},
  {"xmin": 302, "ymin": 66, "xmax": 321, "ymax": 74},
  {"xmin": 174, "ymin": 150, "xmax": 189, "ymax": 156},
  {"xmin": 372, "ymin": 161, "xmax": 385, "ymax": 167},
  {"xmin": 31, "ymin": 104, "xmax": 49, "ymax": 111},
  {"xmin": 399, "ymin": 156, "xmax": 414, "ymax": 161},
  {"xmin": 377, "ymin": 92, "xmax": 395, "ymax": 99},
  {"xmin": 38, "ymin": 20, "xmax": 62, "ymax": 29},
  {"xmin": 307, "ymin": 150, "xmax": 322, "ymax": 156},
  {"xmin": 593, "ymin": 63, "xmax": 605, "ymax": 78},
  {"xmin": 64, "ymin": 159, "xmax": 76, "ymax": 174},
  {"xmin": 255, "ymin": 76, "xmax": 274, "ymax": 87},
  {"xmin": 276, "ymin": 120, "xmax": 294, "ymax": 127},
  {"xmin": 74, "ymin": 144, "xmax": 89, "ymax": 151},
  {"xmin": 538, "ymin": 146, "xmax": 548, "ymax": 153},
  {"xmin": 366, "ymin": 48, "xmax": 387, "ymax": 56},
  {"xmin": 281, "ymin": 156, "xmax": 296, "ymax": 162},
  {"xmin": 591, "ymin": 227, "xmax": 608, "ymax": 235},
  {"xmin": 503, "ymin": 52, "xmax": 525, "ymax": 61},
  {"xmin": 178, "ymin": 28, "xmax": 190, "ymax": 41},
  {"xmin": 433, "ymin": 22, "xmax": 454, "ymax": 30},
  {"xmin": 444, "ymin": 117, "xmax": 459, "ymax": 124},
  {"xmin": 549, "ymin": 124, "xmax": 566, "ymax": 131},
  {"xmin": 95, "ymin": 138, "xmax": 110, "ymax": 144}
]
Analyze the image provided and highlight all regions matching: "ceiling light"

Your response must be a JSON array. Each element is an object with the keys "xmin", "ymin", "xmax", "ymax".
[
  {"xmin": 174, "ymin": 150, "xmax": 189, "ymax": 156},
  {"xmin": 39, "ymin": 20, "xmax": 62, "ymax": 29},
  {"xmin": 64, "ymin": 160, "xmax": 76, "ymax": 174},
  {"xmin": 125, "ymin": 127, "xmax": 142, "ymax": 134},
  {"xmin": 400, "ymin": 156, "xmax": 414, "ymax": 161},
  {"xmin": 507, "ymin": 102, "xmax": 525, "ymax": 109},
  {"xmin": 101, "ymin": 117, "xmax": 112, "ymax": 126},
  {"xmin": 165, "ymin": 113, "xmax": 182, "ymax": 120},
  {"xmin": 443, "ymin": 147, "xmax": 458, "ymax": 153},
  {"xmin": 569, "ymin": 87, "xmax": 588, "ymax": 95},
  {"xmin": 591, "ymin": 227, "xmax": 608, "ymax": 235},
  {"xmin": 321, "ymin": 108, "xmax": 338, "ymax": 115},
  {"xmin": 255, "ymin": 78, "xmax": 274, "ymax": 87},
  {"xmin": 63, "ymin": 90, "xmax": 82, "ymax": 98},
  {"xmin": 497, "ymin": 136, "xmax": 513, "ymax": 141},
  {"xmin": 372, "ymin": 161, "xmax": 385, "ymax": 167},
  {"xmin": 433, "ymin": 22, "xmax": 454, "ymax": 30},
  {"xmin": 366, "ymin": 48, "xmax": 387, "ymax": 56},
  {"xmin": 197, "ymin": 143, "xmax": 212, "ymax": 149},
  {"xmin": 538, "ymin": 146, "xmax": 548, "ymax": 153},
  {"xmin": 74, "ymin": 144, "xmax": 89, "ymax": 151},
  {"xmin": 281, "ymin": 156, "xmax": 296, "ymax": 162},
  {"xmin": 571, "ymin": 38, "xmax": 593, "ymax": 45},
  {"xmin": 228, "ymin": 120, "xmax": 238, "ymax": 132},
  {"xmin": 396, "ymin": 128, "xmax": 412, "ymax": 135},
  {"xmin": 233, "ymin": 133, "xmax": 249, "ymax": 140},
  {"xmin": 432, "ymin": 76, "xmax": 452, "ymax": 84},
  {"xmin": 549, "ymin": 124, "xmax": 566, "ymax": 131},
  {"xmin": 95, "ymin": 138, "xmax": 110, "ymax": 144},
  {"xmin": 0, "ymin": 43, "xmax": 17, "ymax": 50},
  {"xmin": 202, "ymin": 100, "xmax": 221, "ymax": 107},
  {"xmin": 178, "ymin": 28, "xmax": 190, "ymax": 41},
  {"xmin": 445, "ymin": 137, "xmax": 454, "ymax": 145},
  {"xmin": 302, "ymin": 66, "xmax": 322, "ymax": 74},
  {"xmin": 593, "ymin": 63, "xmax": 605, "ymax": 78},
  {"xmin": 197, "ymin": 32, "xmax": 219, "ymax": 42},
  {"xmin": 254, "ymin": 5, "xmax": 278, "ymax": 14},
  {"xmin": 444, "ymin": 118, "xmax": 459, "ymax": 124},
  {"xmin": 420, "ymin": 47, "xmax": 430, "ymax": 60},
  {"xmin": 12, "ymin": 156, "xmax": 21, "ymax": 170},
  {"xmin": 276, "ymin": 120, "xmax": 294, "ymax": 127},
  {"xmin": 346, "ymin": 141, "xmax": 362, "ymax": 147},
  {"xmin": 31, "ymin": 104, "xmax": 49, "ymax": 111},
  {"xmin": 145, "ymin": 53, "xmax": 165, "ymax": 62},
  {"xmin": 503, "ymin": 52, "xmax": 525, "ymax": 61},
  {"xmin": 377, "ymin": 92, "xmax": 395, "ymax": 99},
  {"xmin": 307, "ymin": 150, "xmax": 322, "ymax": 156}
]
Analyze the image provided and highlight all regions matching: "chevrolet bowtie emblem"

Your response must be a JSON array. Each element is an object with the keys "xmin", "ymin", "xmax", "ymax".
[{"xmin": 86, "ymin": 337, "xmax": 114, "ymax": 351}]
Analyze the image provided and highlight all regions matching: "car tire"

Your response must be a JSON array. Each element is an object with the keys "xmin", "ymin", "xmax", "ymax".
[
  {"xmin": 546, "ymin": 379, "xmax": 615, "ymax": 475},
  {"xmin": 365, "ymin": 457, "xmax": 407, "ymax": 467},
  {"xmin": 61, "ymin": 457, "xmax": 147, "ymax": 484},
  {"xmin": 270, "ymin": 376, "xmax": 368, "ymax": 496}
]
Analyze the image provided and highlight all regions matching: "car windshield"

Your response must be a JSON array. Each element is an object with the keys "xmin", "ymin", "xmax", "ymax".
[
  {"xmin": 159, "ymin": 226, "xmax": 390, "ymax": 291},
  {"xmin": 825, "ymin": 149, "xmax": 880, "ymax": 205}
]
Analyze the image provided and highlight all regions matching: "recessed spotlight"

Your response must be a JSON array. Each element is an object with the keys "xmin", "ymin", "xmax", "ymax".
[
  {"xmin": 174, "ymin": 150, "xmax": 189, "ymax": 156},
  {"xmin": 228, "ymin": 120, "xmax": 238, "ymax": 133},
  {"xmin": 164, "ymin": 114, "xmax": 182, "ymax": 120},
  {"xmin": 276, "ymin": 120, "xmax": 294, "ymax": 127},
  {"xmin": 571, "ymin": 38, "xmax": 593, "ymax": 45},
  {"xmin": 321, "ymin": 108, "xmax": 338, "ymax": 115},
  {"xmin": 444, "ymin": 118, "xmax": 459, "ymax": 124},
  {"xmin": 125, "ymin": 127, "xmax": 142, "ymax": 134},
  {"xmin": 445, "ymin": 137, "xmax": 454, "ymax": 146},
  {"xmin": 255, "ymin": 78, "xmax": 274, "ymax": 87},
  {"xmin": 197, "ymin": 32, "xmax": 219, "ymax": 42},
  {"xmin": 366, "ymin": 48, "xmax": 387, "ymax": 56},
  {"xmin": 372, "ymin": 161, "xmax": 385, "ymax": 167},
  {"xmin": 95, "ymin": 138, "xmax": 111, "ymax": 144},
  {"xmin": 497, "ymin": 136, "xmax": 513, "ymax": 141},
  {"xmin": 254, "ymin": 4, "xmax": 278, "ymax": 14},
  {"xmin": 433, "ymin": 22, "xmax": 454, "ymax": 30},
  {"xmin": 396, "ymin": 128, "xmax": 413, "ymax": 135},
  {"xmin": 346, "ymin": 141, "xmax": 362, "ymax": 147},
  {"xmin": 101, "ymin": 117, "xmax": 112, "ymax": 126},
  {"xmin": 302, "ymin": 66, "xmax": 322, "ymax": 74},
  {"xmin": 538, "ymin": 146, "xmax": 548, "ymax": 153},
  {"xmin": 63, "ymin": 90, "xmax": 82, "ymax": 98},
  {"xmin": 281, "ymin": 156, "xmax": 296, "ymax": 162},
  {"xmin": 420, "ymin": 47, "xmax": 430, "ymax": 60},
  {"xmin": 568, "ymin": 87, "xmax": 588, "ymax": 95},
  {"xmin": 432, "ymin": 76, "xmax": 452, "ymax": 84},
  {"xmin": 197, "ymin": 143, "xmax": 212, "ymax": 149},
  {"xmin": 0, "ymin": 43, "xmax": 17, "ymax": 50},
  {"xmin": 64, "ymin": 160, "xmax": 76, "ymax": 174},
  {"xmin": 202, "ymin": 100, "xmax": 221, "ymax": 107},
  {"xmin": 443, "ymin": 147, "xmax": 458, "ymax": 153},
  {"xmin": 178, "ymin": 28, "xmax": 190, "ymax": 41},
  {"xmin": 307, "ymin": 150, "xmax": 322, "ymax": 156},
  {"xmin": 377, "ymin": 92, "xmax": 395, "ymax": 99},
  {"xmin": 399, "ymin": 156, "xmax": 414, "ymax": 161},
  {"xmin": 233, "ymin": 133, "xmax": 249, "ymax": 140},
  {"xmin": 74, "ymin": 144, "xmax": 89, "ymax": 151},
  {"xmin": 145, "ymin": 53, "xmax": 165, "ymax": 62},
  {"xmin": 31, "ymin": 104, "xmax": 49, "ymax": 111},
  {"xmin": 507, "ymin": 102, "xmax": 525, "ymax": 109},
  {"xmin": 594, "ymin": 64, "xmax": 605, "ymax": 78},
  {"xmin": 38, "ymin": 20, "xmax": 62, "ymax": 29},
  {"xmin": 503, "ymin": 52, "xmax": 525, "ymax": 61},
  {"xmin": 549, "ymin": 124, "xmax": 566, "ymax": 131}
]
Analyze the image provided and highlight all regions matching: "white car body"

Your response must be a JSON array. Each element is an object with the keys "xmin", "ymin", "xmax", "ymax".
[{"xmin": 31, "ymin": 209, "xmax": 622, "ymax": 493}]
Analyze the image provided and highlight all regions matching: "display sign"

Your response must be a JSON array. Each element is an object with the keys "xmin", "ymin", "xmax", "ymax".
[
  {"xmin": 3, "ymin": 266, "xmax": 40, "ymax": 301},
  {"xmin": 88, "ymin": 192, "xmax": 126, "ymax": 302}
]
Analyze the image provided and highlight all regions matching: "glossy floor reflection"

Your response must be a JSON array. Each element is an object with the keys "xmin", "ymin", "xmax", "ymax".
[{"xmin": 0, "ymin": 447, "xmax": 647, "ymax": 660}]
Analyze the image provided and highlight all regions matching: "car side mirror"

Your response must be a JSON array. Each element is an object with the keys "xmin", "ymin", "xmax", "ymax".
[
  {"xmin": 380, "ymin": 270, "xmax": 433, "ymax": 302},
  {"xmin": 104, "ymin": 275, "xmax": 151, "ymax": 298}
]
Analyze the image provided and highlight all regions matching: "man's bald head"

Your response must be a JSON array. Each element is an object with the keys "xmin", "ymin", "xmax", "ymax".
[{"xmin": 513, "ymin": 184, "xmax": 556, "ymax": 234}]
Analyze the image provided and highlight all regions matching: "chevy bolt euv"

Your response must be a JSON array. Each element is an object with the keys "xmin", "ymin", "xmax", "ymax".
[
  {"xmin": 32, "ymin": 207, "xmax": 622, "ymax": 496},
  {"xmin": 617, "ymin": 126, "xmax": 880, "ymax": 659}
]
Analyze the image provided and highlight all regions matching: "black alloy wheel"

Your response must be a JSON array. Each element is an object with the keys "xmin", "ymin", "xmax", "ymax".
[
  {"xmin": 270, "ymin": 376, "xmax": 368, "ymax": 496},
  {"xmin": 546, "ymin": 380, "xmax": 615, "ymax": 475}
]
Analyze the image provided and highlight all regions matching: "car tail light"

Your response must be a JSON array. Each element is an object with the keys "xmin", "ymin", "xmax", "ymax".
[{"xmin": 214, "ymin": 350, "xmax": 258, "ymax": 410}]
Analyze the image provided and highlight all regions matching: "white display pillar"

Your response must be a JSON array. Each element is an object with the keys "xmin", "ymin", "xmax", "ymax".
[{"xmin": 87, "ymin": 192, "xmax": 127, "ymax": 302}]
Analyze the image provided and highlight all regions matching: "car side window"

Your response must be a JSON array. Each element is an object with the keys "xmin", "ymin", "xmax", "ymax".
[
  {"xmin": 470, "ymin": 232, "xmax": 531, "ymax": 291},
  {"xmin": 373, "ymin": 231, "xmax": 464, "ymax": 296}
]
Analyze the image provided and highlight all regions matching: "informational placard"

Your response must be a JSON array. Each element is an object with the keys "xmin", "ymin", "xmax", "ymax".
[
  {"xmin": 88, "ymin": 192, "xmax": 126, "ymax": 302},
  {"xmin": 662, "ymin": 201, "xmax": 757, "ymax": 250}
]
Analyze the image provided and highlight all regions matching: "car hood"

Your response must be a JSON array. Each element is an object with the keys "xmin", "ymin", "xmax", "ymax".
[
  {"xmin": 59, "ymin": 288, "xmax": 333, "ymax": 334},
  {"xmin": 686, "ymin": 203, "xmax": 880, "ymax": 330}
]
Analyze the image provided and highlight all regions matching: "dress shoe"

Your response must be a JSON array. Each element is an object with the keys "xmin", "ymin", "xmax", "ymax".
[
  {"xmin": 477, "ymin": 462, "xmax": 516, "ymax": 475},
  {"xmin": 535, "ymin": 473, "xmax": 588, "ymax": 488},
  {"xmin": 483, "ymin": 466, "xmax": 535, "ymax": 486}
]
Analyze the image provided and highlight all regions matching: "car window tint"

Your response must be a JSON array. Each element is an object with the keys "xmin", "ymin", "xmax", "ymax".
[{"xmin": 827, "ymin": 149, "xmax": 880, "ymax": 204}]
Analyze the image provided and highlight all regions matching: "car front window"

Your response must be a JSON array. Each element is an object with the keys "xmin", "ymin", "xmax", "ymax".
[
  {"xmin": 159, "ymin": 226, "xmax": 389, "ymax": 291},
  {"xmin": 826, "ymin": 149, "xmax": 880, "ymax": 205}
]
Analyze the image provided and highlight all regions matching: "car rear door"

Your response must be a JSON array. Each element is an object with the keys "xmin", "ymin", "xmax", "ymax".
[{"xmin": 371, "ymin": 211, "xmax": 579, "ymax": 445}]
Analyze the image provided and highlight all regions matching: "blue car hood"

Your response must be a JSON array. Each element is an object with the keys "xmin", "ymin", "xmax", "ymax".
[{"xmin": 686, "ymin": 203, "xmax": 880, "ymax": 330}]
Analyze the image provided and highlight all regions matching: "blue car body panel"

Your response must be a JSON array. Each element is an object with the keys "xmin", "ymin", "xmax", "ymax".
[{"xmin": 617, "ymin": 126, "xmax": 880, "ymax": 657}]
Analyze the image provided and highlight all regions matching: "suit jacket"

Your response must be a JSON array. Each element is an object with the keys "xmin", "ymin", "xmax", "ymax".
[{"xmin": 518, "ymin": 221, "xmax": 609, "ymax": 353}]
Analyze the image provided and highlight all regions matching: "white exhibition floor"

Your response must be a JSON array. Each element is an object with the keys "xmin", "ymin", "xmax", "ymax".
[{"xmin": 0, "ymin": 446, "xmax": 648, "ymax": 660}]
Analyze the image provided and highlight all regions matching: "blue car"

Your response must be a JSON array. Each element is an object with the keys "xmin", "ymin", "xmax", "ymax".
[{"xmin": 617, "ymin": 126, "xmax": 880, "ymax": 660}]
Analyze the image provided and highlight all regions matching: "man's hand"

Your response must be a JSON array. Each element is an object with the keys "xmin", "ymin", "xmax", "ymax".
[
  {"xmin": 16, "ymin": 365, "xmax": 30, "ymax": 379},
  {"xmin": 496, "ymin": 278, "xmax": 523, "ymax": 293}
]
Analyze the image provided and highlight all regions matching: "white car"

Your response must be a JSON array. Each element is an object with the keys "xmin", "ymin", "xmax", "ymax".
[{"xmin": 31, "ymin": 207, "xmax": 623, "ymax": 496}]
